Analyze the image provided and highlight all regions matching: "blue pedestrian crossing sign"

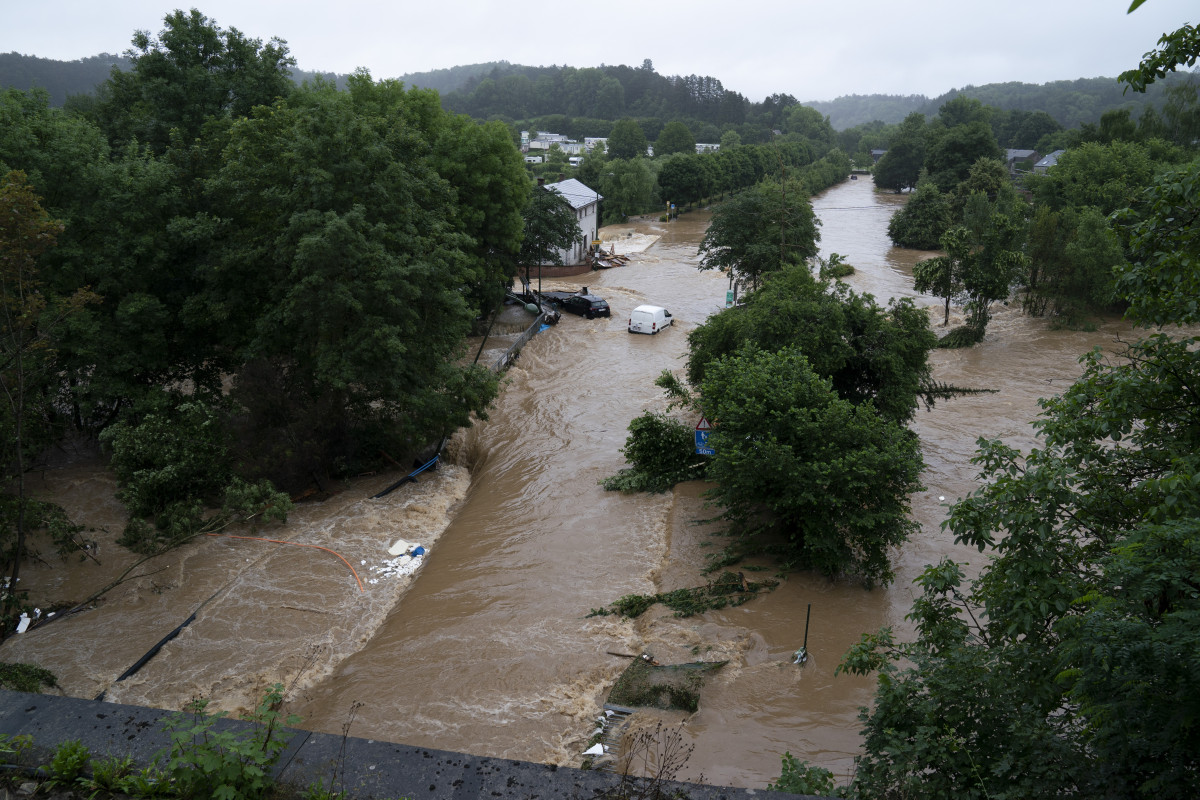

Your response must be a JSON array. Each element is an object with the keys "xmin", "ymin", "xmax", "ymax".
[{"xmin": 695, "ymin": 416, "xmax": 715, "ymax": 455}]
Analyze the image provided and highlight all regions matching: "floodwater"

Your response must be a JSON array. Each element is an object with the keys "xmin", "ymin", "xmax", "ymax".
[{"xmin": 1, "ymin": 177, "xmax": 1142, "ymax": 790}]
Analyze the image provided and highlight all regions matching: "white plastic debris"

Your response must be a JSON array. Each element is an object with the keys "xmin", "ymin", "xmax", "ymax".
[
  {"xmin": 367, "ymin": 548, "xmax": 428, "ymax": 580},
  {"xmin": 15, "ymin": 613, "xmax": 30, "ymax": 634},
  {"xmin": 387, "ymin": 538, "xmax": 412, "ymax": 556},
  {"xmin": 583, "ymin": 743, "xmax": 606, "ymax": 756}
]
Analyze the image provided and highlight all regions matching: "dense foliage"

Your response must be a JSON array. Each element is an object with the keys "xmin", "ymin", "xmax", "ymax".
[
  {"xmin": 698, "ymin": 177, "xmax": 821, "ymax": 293},
  {"xmin": 687, "ymin": 264, "xmax": 936, "ymax": 425},
  {"xmin": 841, "ymin": 125, "xmax": 1200, "ymax": 800},
  {"xmin": 0, "ymin": 11, "xmax": 527, "ymax": 575},
  {"xmin": 607, "ymin": 257, "xmax": 936, "ymax": 585},
  {"xmin": 699, "ymin": 345, "xmax": 923, "ymax": 586}
]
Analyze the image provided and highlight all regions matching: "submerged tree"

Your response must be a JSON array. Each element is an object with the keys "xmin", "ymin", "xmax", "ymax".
[
  {"xmin": 687, "ymin": 262, "xmax": 936, "ymax": 425},
  {"xmin": 699, "ymin": 345, "xmax": 923, "ymax": 586},
  {"xmin": 887, "ymin": 173, "xmax": 952, "ymax": 249},
  {"xmin": 698, "ymin": 177, "xmax": 819, "ymax": 293}
]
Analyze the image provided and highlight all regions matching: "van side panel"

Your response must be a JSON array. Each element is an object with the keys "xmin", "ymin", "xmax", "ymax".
[{"xmin": 628, "ymin": 305, "xmax": 671, "ymax": 334}]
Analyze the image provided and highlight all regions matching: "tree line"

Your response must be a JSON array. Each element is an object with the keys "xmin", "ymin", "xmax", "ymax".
[
  {"xmin": 879, "ymin": 75, "xmax": 1196, "ymax": 340},
  {"xmin": 0, "ymin": 10, "xmax": 542, "ymax": 601}
]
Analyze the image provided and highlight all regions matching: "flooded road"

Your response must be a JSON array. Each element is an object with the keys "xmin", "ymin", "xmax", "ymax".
[{"xmin": 2, "ymin": 177, "xmax": 1142, "ymax": 790}]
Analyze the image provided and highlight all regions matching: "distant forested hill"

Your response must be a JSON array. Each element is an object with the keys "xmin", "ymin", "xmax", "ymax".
[
  {"xmin": 0, "ymin": 50, "xmax": 484, "ymax": 106},
  {"xmin": 803, "ymin": 73, "xmax": 1196, "ymax": 130},
  {"xmin": 804, "ymin": 94, "xmax": 930, "ymax": 129},
  {"xmin": 397, "ymin": 62, "xmax": 511, "ymax": 94},
  {"xmin": 923, "ymin": 74, "xmax": 1196, "ymax": 129},
  {"xmin": 5, "ymin": 51, "xmax": 1195, "ymax": 134},
  {"xmin": 0, "ymin": 52, "xmax": 129, "ymax": 105}
]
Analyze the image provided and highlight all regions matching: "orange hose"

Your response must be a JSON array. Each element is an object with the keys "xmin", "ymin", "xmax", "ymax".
[{"xmin": 207, "ymin": 533, "xmax": 365, "ymax": 592}]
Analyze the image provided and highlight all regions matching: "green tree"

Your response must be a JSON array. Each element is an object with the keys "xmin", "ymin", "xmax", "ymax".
[
  {"xmin": 1030, "ymin": 140, "xmax": 1158, "ymax": 215},
  {"xmin": 0, "ymin": 171, "xmax": 97, "ymax": 591},
  {"xmin": 912, "ymin": 226, "xmax": 969, "ymax": 327},
  {"xmin": 654, "ymin": 120, "xmax": 696, "ymax": 157},
  {"xmin": 924, "ymin": 98, "xmax": 1002, "ymax": 192},
  {"xmin": 204, "ymin": 75, "xmax": 500, "ymax": 478},
  {"xmin": 1054, "ymin": 206, "xmax": 1125, "ymax": 321},
  {"xmin": 699, "ymin": 345, "xmax": 923, "ymax": 586},
  {"xmin": 950, "ymin": 156, "xmax": 1010, "ymax": 215},
  {"xmin": 657, "ymin": 152, "xmax": 710, "ymax": 206},
  {"xmin": 1115, "ymin": 159, "xmax": 1200, "ymax": 326},
  {"xmin": 598, "ymin": 157, "xmax": 655, "ymax": 222},
  {"xmin": 92, "ymin": 9, "xmax": 294, "ymax": 152},
  {"xmin": 887, "ymin": 173, "xmax": 952, "ymax": 249},
  {"xmin": 956, "ymin": 191, "xmax": 1028, "ymax": 333},
  {"xmin": 782, "ymin": 105, "xmax": 837, "ymax": 153},
  {"xmin": 606, "ymin": 118, "xmax": 648, "ymax": 160},
  {"xmin": 874, "ymin": 112, "xmax": 927, "ymax": 192},
  {"xmin": 686, "ymin": 262, "xmax": 937, "ymax": 425},
  {"xmin": 698, "ymin": 177, "xmax": 820, "ymax": 293},
  {"xmin": 1119, "ymin": 21, "xmax": 1200, "ymax": 92},
  {"xmin": 429, "ymin": 115, "xmax": 530, "ymax": 316},
  {"xmin": 519, "ymin": 185, "xmax": 582, "ymax": 269}
]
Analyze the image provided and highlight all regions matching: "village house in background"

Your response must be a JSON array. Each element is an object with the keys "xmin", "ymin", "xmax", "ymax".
[
  {"xmin": 523, "ymin": 130, "xmax": 720, "ymax": 159},
  {"xmin": 1005, "ymin": 148, "xmax": 1041, "ymax": 174},
  {"xmin": 541, "ymin": 178, "xmax": 601, "ymax": 266},
  {"xmin": 522, "ymin": 130, "xmax": 593, "ymax": 156},
  {"xmin": 1033, "ymin": 149, "xmax": 1066, "ymax": 174}
]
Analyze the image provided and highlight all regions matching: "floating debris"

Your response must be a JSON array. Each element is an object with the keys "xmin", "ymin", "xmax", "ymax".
[
  {"xmin": 607, "ymin": 655, "xmax": 727, "ymax": 713},
  {"xmin": 368, "ymin": 541, "xmax": 428, "ymax": 581}
]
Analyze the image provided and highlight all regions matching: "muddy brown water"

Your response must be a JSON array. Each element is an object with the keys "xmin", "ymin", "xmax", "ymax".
[{"xmin": 1, "ymin": 177, "xmax": 1141, "ymax": 789}]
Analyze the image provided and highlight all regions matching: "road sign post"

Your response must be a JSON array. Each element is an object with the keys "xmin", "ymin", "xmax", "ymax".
[{"xmin": 695, "ymin": 416, "xmax": 714, "ymax": 455}]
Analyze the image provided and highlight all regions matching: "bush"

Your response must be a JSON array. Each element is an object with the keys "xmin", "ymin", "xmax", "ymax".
[
  {"xmin": 0, "ymin": 662, "xmax": 57, "ymax": 693},
  {"xmin": 602, "ymin": 412, "xmax": 705, "ymax": 493},
  {"xmin": 46, "ymin": 739, "xmax": 90, "ymax": 788},
  {"xmin": 936, "ymin": 324, "xmax": 986, "ymax": 348},
  {"xmin": 100, "ymin": 393, "xmax": 233, "ymax": 518},
  {"xmin": 768, "ymin": 751, "xmax": 840, "ymax": 795},
  {"xmin": 157, "ymin": 683, "xmax": 299, "ymax": 800}
]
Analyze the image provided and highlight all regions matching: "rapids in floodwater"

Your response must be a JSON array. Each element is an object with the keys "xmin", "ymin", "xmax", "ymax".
[{"xmin": 1, "ymin": 176, "xmax": 1141, "ymax": 789}]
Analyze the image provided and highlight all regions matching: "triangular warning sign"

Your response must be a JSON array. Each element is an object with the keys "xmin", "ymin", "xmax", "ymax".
[{"xmin": 696, "ymin": 416, "xmax": 712, "ymax": 431}]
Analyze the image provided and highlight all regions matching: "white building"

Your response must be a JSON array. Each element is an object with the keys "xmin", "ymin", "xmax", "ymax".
[{"xmin": 543, "ymin": 178, "xmax": 602, "ymax": 266}]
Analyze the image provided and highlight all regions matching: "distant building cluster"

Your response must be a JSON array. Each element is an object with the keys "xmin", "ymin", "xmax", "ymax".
[
  {"xmin": 521, "ymin": 130, "xmax": 721, "ymax": 164},
  {"xmin": 522, "ymin": 131, "xmax": 592, "ymax": 157}
]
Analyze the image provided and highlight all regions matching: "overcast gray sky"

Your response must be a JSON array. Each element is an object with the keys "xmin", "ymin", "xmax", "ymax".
[{"xmin": 3, "ymin": 1, "xmax": 1195, "ymax": 102}]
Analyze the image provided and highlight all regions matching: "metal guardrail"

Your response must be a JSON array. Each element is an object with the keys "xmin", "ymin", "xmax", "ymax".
[{"xmin": 490, "ymin": 310, "xmax": 547, "ymax": 373}]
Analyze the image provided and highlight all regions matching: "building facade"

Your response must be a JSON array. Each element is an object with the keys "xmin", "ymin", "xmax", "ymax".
[{"xmin": 543, "ymin": 178, "xmax": 602, "ymax": 266}]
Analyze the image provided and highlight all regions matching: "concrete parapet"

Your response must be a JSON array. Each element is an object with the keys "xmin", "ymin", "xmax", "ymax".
[{"xmin": 0, "ymin": 690, "xmax": 825, "ymax": 799}]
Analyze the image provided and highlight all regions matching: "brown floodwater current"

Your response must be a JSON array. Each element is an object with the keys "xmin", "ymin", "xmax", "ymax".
[{"xmin": 1, "ymin": 176, "xmax": 1142, "ymax": 789}]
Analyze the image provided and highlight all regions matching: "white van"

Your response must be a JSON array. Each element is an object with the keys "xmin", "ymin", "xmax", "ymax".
[{"xmin": 628, "ymin": 305, "xmax": 673, "ymax": 334}]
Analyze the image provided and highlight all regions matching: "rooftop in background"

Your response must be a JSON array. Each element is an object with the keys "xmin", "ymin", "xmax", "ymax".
[{"xmin": 544, "ymin": 178, "xmax": 602, "ymax": 209}]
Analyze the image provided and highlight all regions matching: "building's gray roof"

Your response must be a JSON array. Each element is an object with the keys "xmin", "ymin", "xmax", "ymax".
[
  {"xmin": 1007, "ymin": 148, "xmax": 1038, "ymax": 160},
  {"xmin": 544, "ymin": 178, "xmax": 602, "ymax": 209},
  {"xmin": 1035, "ymin": 149, "xmax": 1066, "ymax": 168}
]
